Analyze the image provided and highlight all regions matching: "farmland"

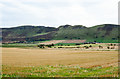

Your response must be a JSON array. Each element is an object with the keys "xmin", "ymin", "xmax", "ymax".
[
  {"xmin": 39, "ymin": 40, "xmax": 86, "ymax": 45},
  {"xmin": 2, "ymin": 46, "xmax": 118, "ymax": 77},
  {"xmin": 1, "ymin": 22, "xmax": 119, "ymax": 78}
]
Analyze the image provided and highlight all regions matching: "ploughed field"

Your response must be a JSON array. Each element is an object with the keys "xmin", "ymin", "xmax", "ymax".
[{"xmin": 2, "ymin": 48, "xmax": 118, "ymax": 77}]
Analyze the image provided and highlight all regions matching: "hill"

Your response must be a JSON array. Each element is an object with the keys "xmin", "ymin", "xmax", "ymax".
[
  {"xmin": 55, "ymin": 24, "xmax": 119, "ymax": 43},
  {"xmin": 1, "ymin": 24, "xmax": 119, "ymax": 43},
  {"xmin": 2, "ymin": 25, "xmax": 57, "ymax": 43}
]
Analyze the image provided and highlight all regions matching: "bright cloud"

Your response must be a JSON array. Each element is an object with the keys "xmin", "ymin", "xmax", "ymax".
[{"xmin": 0, "ymin": 0, "xmax": 119, "ymax": 28}]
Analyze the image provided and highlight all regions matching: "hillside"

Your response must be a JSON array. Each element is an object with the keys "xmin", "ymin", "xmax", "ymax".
[
  {"xmin": 2, "ymin": 25, "xmax": 57, "ymax": 43},
  {"xmin": 54, "ymin": 24, "xmax": 119, "ymax": 42},
  {"xmin": 1, "ymin": 24, "xmax": 119, "ymax": 43}
]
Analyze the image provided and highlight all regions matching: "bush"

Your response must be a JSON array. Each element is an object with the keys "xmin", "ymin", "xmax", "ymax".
[
  {"xmin": 107, "ymin": 46, "xmax": 110, "ymax": 49},
  {"xmin": 99, "ymin": 45, "xmax": 103, "ymax": 49},
  {"xmin": 89, "ymin": 45, "xmax": 92, "ymax": 47},
  {"xmin": 84, "ymin": 46, "xmax": 89, "ymax": 49}
]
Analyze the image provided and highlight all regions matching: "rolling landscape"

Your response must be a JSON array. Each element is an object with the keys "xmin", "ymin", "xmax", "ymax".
[
  {"xmin": 1, "ymin": 24, "xmax": 119, "ymax": 77},
  {"xmin": 2, "ymin": 24, "xmax": 119, "ymax": 43}
]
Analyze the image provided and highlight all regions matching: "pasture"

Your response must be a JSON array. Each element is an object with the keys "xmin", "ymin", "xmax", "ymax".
[{"xmin": 2, "ymin": 47, "xmax": 118, "ymax": 77}]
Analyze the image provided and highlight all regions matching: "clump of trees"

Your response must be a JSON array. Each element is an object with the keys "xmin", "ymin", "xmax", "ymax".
[
  {"xmin": 37, "ymin": 44, "xmax": 45, "ymax": 48},
  {"xmin": 83, "ymin": 45, "xmax": 93, "ymax": 49},
  {"xmin": 37, "ymin": 44, "xmax": 54, "ymax": 48},
  {"xmin": 75, "ymin": 43, "xmax": 81, "ymax": 45},
  {"xmin": 46, "ymin": 44, "xmax": 54, "ymax": 48}
]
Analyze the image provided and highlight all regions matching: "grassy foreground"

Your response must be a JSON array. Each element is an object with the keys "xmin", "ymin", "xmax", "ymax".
[{"xmin": 2, "ymin": 65, "xmax": 118, "ymax": 77}]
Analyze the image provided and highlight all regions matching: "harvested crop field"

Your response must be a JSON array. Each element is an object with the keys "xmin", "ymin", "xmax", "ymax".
[
  {"xmin": 39, "ymin": 40, "xmax": 86, "ymax": 45},
  {"xmin": 2, "ymin": 48, "xmax": 118, "ymax": 67},
  {"xmin": 2, "ymin": 48, "xmax": 118, "ymax": 77}
]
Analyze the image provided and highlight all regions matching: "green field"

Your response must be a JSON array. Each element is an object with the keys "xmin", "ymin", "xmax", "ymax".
[{"xmin": 1, "ymin": 43, "xmax": 37, "ymax": 48}]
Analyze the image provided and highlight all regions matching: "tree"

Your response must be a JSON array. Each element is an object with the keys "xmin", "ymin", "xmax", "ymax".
[
  {"xmin": 38, "ymin": 44, "xmax": 45, "ymax": 48},
  {"xmin": 46, "ymin": 44, "xmax": 54, "ymax": 48},
  {"xmin": 107, "ymin": 46, "xmax": 110, "ymax": 49},
  {"xmin": 89, "ymin": 45, "xmax": 92, "ymax": 47},
  {"xmin": 110, "ymin": 43, "xmax": 113, "ymax": 46},
  {"xmin": 84, "ymin": 46, "xmax": 89, "ymax": 49},
  {"xmin": 99, "ymin": 45, "xmax": 103, "ymax": 49},
  {"xmin": 76, "ymin": 43, "xmax": 81, "ymax": 45}
]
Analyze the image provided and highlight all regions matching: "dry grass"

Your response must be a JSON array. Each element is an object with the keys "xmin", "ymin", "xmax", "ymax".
[
  {"xmin": 2, "ymin": 48, "xmax": 118, "ymax": 77},
  {"xmin": 2, "ymin": 48, "xmax": 118, "ymax": 67}
]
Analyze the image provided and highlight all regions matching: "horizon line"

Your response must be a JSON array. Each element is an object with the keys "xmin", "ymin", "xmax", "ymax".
[{"xmin": 1, "ymin": 23, "xmax": 119, "ymax": 28}]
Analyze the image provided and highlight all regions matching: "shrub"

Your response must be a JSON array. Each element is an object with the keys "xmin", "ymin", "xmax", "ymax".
[
  {"xmin": 89, "ymin": 45, "xmax": 92, "ymax": 47},
  {"xmin": 107, "ymin": 46, "xmax": 110, "ymax": 49},
  {"xmin": 84, "ymin": 46, "xmax": 89, "ymax": 49}
]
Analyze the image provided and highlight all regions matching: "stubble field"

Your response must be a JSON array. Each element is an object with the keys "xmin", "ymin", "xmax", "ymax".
[{"xmin": 2, "ymin": 48, "xmax": 118, "ymax": 77}]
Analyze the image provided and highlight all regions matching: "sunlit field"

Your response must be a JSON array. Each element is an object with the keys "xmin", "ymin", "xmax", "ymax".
[{"xmin": 2, "ymin": 46, "xmax": 118, "ymax": 77}]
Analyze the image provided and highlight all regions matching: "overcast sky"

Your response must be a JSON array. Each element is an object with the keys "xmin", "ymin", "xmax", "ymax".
[{"xmin": 0, "ymin": 0, "xmax": 119, "ymax": 28}]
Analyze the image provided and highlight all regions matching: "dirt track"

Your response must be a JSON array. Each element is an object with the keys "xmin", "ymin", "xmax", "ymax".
[{"xmin": 2, "ymin": 48, "xmax": 118, "ymax": 68}]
